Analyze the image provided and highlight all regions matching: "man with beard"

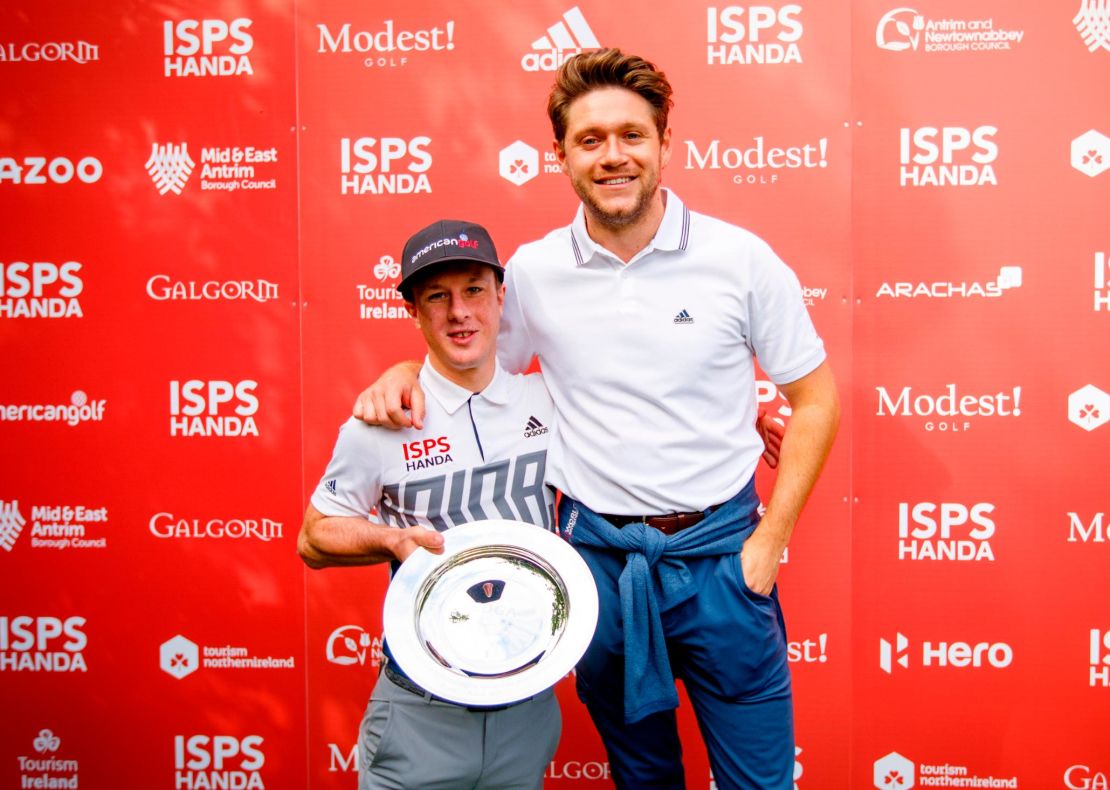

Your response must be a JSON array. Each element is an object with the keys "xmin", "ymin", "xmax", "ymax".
[{"xmin": 355, "ymin": 49, "xmax": 839, "ymax": 790}]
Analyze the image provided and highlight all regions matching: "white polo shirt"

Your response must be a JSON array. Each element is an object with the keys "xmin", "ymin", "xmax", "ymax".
[
  {"xmin": 499, "ymin": 189, "xmax": 826, "ymax": 515},
  {"xmin": 311, "ymin": 359, "xmax": 555, "ymax": 532}
]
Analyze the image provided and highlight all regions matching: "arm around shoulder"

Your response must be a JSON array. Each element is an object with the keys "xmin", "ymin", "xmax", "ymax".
[{"xmin": 352, "ymin": 359, "xmax": 425, "ymax": 429}]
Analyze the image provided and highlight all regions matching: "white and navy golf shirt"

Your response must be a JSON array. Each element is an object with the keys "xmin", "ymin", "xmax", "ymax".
[
  {"xmin": 311, "ymin": 358, "xmax": 555, "ymax": 532},
  {"xmin": 499, "ymin": 189, "xmax": 826, "ymax": 515}
]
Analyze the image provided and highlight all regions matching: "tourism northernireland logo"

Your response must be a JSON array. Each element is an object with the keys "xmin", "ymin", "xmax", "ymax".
[
  {"xmin": 873, "ymin": 750, "xmax": 1018, "ymax": 788},
  {"xmin": 160, "ymin": 634, "xmax": 294, "ymax": 680}
]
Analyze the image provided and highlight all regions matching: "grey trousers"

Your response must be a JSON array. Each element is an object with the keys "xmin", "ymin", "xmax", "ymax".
[{"xmin": 359, "ymin": 670, "xmax": 561, "ymax": 790}]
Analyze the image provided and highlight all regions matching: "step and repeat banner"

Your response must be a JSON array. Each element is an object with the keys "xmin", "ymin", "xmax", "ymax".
[{"xmin": 2, "ymin": 1, "xmax": 1107, "ymax": 787}]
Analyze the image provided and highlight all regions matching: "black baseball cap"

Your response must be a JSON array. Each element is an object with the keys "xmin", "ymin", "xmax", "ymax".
[{"xmin": 398, "ymin": 219, "xmax": 504, "ymax": 299}]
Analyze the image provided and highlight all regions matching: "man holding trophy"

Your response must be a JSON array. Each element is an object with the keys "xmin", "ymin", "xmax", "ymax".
[{"xmin": 298, "ymin": 219, "xmax": 561, "ymax": 790}]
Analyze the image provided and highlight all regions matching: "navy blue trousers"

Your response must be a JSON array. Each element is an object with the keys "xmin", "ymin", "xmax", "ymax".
[{"xmin": 561, "ymin": 498, "xmax": 794, "ymax": 790}]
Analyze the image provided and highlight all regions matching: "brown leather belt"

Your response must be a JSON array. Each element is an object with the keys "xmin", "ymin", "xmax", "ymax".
[{"xmin": 600, "ymin": 511, "xmax": 705, "ymax": 536}]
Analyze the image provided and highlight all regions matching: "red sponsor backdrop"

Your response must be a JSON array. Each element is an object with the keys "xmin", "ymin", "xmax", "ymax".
[{"xmin": 1, "ymin": 1, "xmax": 1106, "ymax": 788}]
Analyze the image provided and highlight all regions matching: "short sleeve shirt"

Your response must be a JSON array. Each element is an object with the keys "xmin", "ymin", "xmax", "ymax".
[
  {"xmin": 311, "ymin": 360, "xmax": 556, "ymax": 532},
  {"xmin": 498, "ymin": 190, "xmax": 826, "ymax": 514}
]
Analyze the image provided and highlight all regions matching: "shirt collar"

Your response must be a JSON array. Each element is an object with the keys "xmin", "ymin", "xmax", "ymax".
[
  {"xmin": 569, "ymin": 188, "xmax": 691, "ymax": 267},
  {"xmin": 419, "ymin": 356, "xmax": 512, "ymax": 415}
]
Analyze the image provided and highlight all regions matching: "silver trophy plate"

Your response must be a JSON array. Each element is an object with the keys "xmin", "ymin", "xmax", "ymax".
[{"xmin": 383, "ymin": 519, "xmax": 598, "ymax": 706}]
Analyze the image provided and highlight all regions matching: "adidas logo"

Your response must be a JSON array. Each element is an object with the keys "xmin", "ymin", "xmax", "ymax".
[
  {"xmin": 521, "ymin": 6, "xmax": 600, "ymax": 72},
  {"xmin": 524, "ymin": 416, "xmax": 550, "ymax": 438},
  {"xmin": 673, "ymin": 309, "xmax": 694, "ymax": 324},
  {"xmin": 325, "ymin": 479, "xmax": 337, "ymax": 495}
]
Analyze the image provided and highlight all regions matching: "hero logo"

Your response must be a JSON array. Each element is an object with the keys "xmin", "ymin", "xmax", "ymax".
[
  {"xmin": 879, "ymin": 632, "xmax": 1013, "ymax": 673},
  {"xmin": 326, "ymin": 625, "xmax": 382, "ymax": 667},
  {"xmin": 0, "ymin": 155, "xmax": 102, "ymax": 185},
  {"xmin": 1068, "ymin": 512, "xmax": 1108, "ymax": 543},
  {"xmin": 707, "ymin": 6, "xmax": 803, "ymax": 65},
  {"xmin": 1091, "ymin": 629, "xmax": 1110, "ymax": 687},
  {"xmin": 340, "ymin": 137, "xmax": 431, "ymax": 195},
  {"xmin": 169, "ymin": 380, "xmax": 259, "ymax": 437},
  {"xmin": 898, "ymin": 502, "xmax": 995, "ymax": 561},
  {"xmin": 402, "ymin": 436, "xmax": 452, "ymax": 471},
  {"xmin": 317, "ymin": 20, "xmax": 455, "ymax": 69},
  {"xmin": 175, "ymin": 735, "xmax": 265, "ymax": 789},
  {"xmin": 875, "ymin": 384, "xmax": 1022, "ymax": 432},
  {"xmin": 163, "ymin": 19, "xmax": 254, "ymax": 77},
  {"xmin": 1067, "ymin": 764, "xmax": 1110, "ymax": 790},
  {"xmin": 0, "ymin": 261, "xmax": 83, "ymax": 319},
  {"xmin": 0, "ymin": 616, "xmax": 88, "ymax": 673},
  {"xmin": 900, "ymin": 126, "xmax": 998, "ymax": 187}
]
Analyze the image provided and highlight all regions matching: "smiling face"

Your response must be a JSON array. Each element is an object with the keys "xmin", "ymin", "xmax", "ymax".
[
  {"xmin": 555, "ymin": 86, "xmax": 671, "ymax": 236},
  {"xmin": 405, "ymin": 261, "xmax": 505, "ymax": 391}
]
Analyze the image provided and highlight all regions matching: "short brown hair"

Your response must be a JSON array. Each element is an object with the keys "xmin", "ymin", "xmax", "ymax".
[{"xmin": 547, "ymin": 48, "xmax": 674, "ymax": 146}]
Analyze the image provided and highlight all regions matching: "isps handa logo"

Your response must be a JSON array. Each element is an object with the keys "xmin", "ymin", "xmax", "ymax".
[
  {"xmin": 163, "ymin": 18, "xmax": 254, "ymax": 77},
  {"xmin": 339, "ymin": 136, "xmax": 432, "ymax": 195},
  {"xmin": 898, "ymin": 502, "xmax": 996, "ymax": 561},
  {"xmin": 900, "ymin": 126, "xmax": 998, "ymax": 187},
  {"xmin": 706, "ymin": 5, "xmax": 805, "ymax": 65},
  {"xmin": 0, "ymin": 616, "xmax": 88, "ymax": 673},
  {"xmin": 169, "ymin": 380, "xmax": 259, "ymax": 437},
  {"xmin": 0, "ymin": 260, "xmax": 84, "ymax": 319},
  {"xmin": 175, "ymin": 735, "xmax": 266, "ymax": 789}
]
